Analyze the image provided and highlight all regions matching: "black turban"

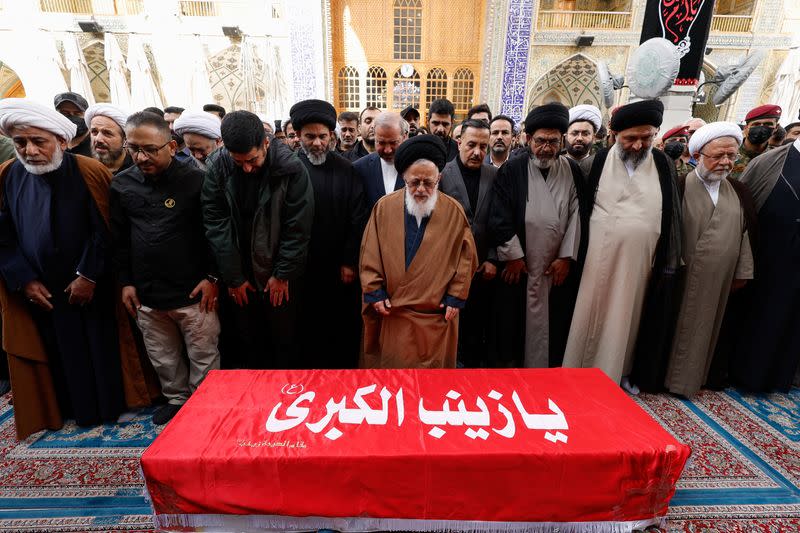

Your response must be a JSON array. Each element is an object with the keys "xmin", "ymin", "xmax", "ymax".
[
  {"xmin": 609, "ymin": 99, "xmax": 664, "ymax": 132},
  {"xmin": 394, "ymin": 134, "xmax": 447, "ymax": 175},
  {"xmin": 290, "ymin": 99, "xmax": 336, "ymax": 132},
  {"xmin": 524, "ymin": 103, "xmax": 570, "ymax": 135}
]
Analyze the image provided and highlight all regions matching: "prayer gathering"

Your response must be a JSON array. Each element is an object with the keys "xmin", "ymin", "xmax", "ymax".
[{"xmin": 0, "ymin": 0, "xmax": 797, "ymax": 531}]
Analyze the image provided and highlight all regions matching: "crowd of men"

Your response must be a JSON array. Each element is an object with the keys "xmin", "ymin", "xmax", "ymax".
[{"xmin": 0, "ymin": 89, "xmax": 797, "ymax": 434}]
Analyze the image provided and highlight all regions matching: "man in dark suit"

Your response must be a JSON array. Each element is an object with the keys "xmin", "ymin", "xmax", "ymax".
[
  {"xmin": 353, "ymin": 112, "xmax": 409, "ymax": 209},
  {"xmin": 439, "ymin": 119, "xmax": 498, "ymax": 367}
]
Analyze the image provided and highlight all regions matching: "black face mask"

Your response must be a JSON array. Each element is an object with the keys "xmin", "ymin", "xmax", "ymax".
[
  {"xmin": 66, "ymin": 115, "xmax": 88, "ymax": 138},
  {"xmin": 747, "ymin": 125, "xmax": 773, "ymax": 145},
  {"xmin": 663, "ymin": 141, "xmax": 685, "ymax": 160}
]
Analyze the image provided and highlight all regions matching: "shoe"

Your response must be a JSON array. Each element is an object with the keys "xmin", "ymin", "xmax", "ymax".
[{"xmin": 152, "ymin": 403, "xmax": 182, "ymax": 425}]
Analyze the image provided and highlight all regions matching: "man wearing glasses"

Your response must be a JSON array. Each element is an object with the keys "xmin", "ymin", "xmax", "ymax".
[
  {"xmin": 489, "ymin": 103, "xmax": 585, "ymax": 369},
  {"xmin": 360, "ymin": 135, "xmax": 478, "ymax": 368},
  {"xmin": 110, "ymin": 112, "xmax": 220, "ymax": 425},
  {"xmin": 663, "ymin": 122, "xmax": 754, "ymax": 398}
]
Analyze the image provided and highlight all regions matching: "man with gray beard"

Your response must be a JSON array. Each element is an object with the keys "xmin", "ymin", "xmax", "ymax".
[
  {"xmin": 0, "ymin": 98, "xmax": 128, "ymax": 430},
  {"xmin": 291, "ymin": 100, "xmax": 367, "ymax": 368},
  {"xmin": 85, "ymin": 103, "xmax": 133, "ymax": 175},
  {"xmin": 563, "ymin": 99, "xmax": 682, "ymax": 393}
]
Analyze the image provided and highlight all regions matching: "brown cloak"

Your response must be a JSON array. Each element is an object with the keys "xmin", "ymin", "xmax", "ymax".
[
  {"xmin": 359, "ymin": 190, "xmax": 478, "ymax": 368},
  {"xmin": 0, "ymin": 155, "xmax": 159, "ymax": 440}
]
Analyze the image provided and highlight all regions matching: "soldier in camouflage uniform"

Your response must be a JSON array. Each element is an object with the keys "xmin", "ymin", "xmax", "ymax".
[
  {"xmin": 661, "ymin": 124, "xmax": 692, "ymax": 179},
  {"xmin": 730, "ymin": 104, "xmax": 782, "ymax": 180}
]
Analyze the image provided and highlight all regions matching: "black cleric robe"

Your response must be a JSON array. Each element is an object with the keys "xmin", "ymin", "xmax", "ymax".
[
  {"xmin": 732, "ymin": 142, "xmax": 800, "ymax": 391},
  {"xmin": 298, "ymin": 150, "xmax": 368, "ymax": 368},
  {"xmin": 0, "ymin": 153, "xmax": 124, "ymax": 425}
]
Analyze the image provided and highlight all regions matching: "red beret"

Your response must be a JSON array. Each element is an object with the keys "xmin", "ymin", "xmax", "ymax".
[
  {"xmin": 662, "ymin": 125, "xmax": 689, "ymax": 140},
  {"xmin": 745, "ymin": 104, "xmax": 782, "ymax": 122}
]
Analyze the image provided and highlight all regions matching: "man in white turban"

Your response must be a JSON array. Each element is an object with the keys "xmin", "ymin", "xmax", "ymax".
[
  {"xmin": 663, "ymin": 122, "xmax": 754, "ymax": 397},
  {"xmin": 85, "ymin": 103, "xmax": 131, "ymax": 175},
  {"xmin": 0, "ymin": 98, "xmax": 144, "ymax": 436},
  {"xmin": 173, "ymin": 110, "xmax": 222, "ymax": 170},
  {"xmin": 565, "ymin": 104, "xmax": 602, "ymax": 177}
]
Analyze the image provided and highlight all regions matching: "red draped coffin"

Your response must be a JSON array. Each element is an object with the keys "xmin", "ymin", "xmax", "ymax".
[{"xmin": 141, "ymin": 368, "xmax": 689, "ymax": 532}]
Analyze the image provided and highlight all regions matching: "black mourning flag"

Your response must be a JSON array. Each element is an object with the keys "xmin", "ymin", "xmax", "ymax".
[{"xmin": 640, "ymin": 0, "xmax": 715, "ymax": 86}]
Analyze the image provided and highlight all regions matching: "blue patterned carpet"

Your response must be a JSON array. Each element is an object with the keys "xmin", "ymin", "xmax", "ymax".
[{"xmin": 0, "ymin": 388, "xmax": 797, "ymax": 532}]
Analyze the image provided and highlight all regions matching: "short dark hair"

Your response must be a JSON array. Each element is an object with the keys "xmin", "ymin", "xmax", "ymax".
[
  {"xmin": 142, "ymin": 106, "xmax": 164, "ymax": 118},
  {"xmin": 460, "ymin": 118, "xmax": 490, "ymax": 138},
  {"xmin": 221, "ymin": 111, "xmax": 265, "ymax": 153},
  {"xmin": 163, "ymin": 106, "xmax": 185, "ymax": 115},
  {"xmin": 428, "ymin": 99, "xmax": 455, "ymax": 119},
  {"xmin": 467, "ymin": 103, "xmax": 492, "ymax": 121},
  {"xmin": 204, "ymin": 104, "xmax": 226, "ymax": 118},
  {"xmin": 489, "ymin": 114, "xmax": 515, "ymax": 132},
  {"xmin": 770, "ymin": 125, "xmax": 786, "ymax": 142},
  {"xmin": 338, "ymin": 111, "xmax": 359, "ymax": 124},
  {"xmin": 360, "ymin": 106, "xmax": 380, "ymax": 121},
  {"xmin": 125, "ymin": 111, "xmax": 171, "ymax": 140},
  {"xmin": 786, "ymin": 121, "xmax": 800, "ymax": 131}
]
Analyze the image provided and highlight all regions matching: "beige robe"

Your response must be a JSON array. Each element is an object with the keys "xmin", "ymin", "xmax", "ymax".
[
  {"xmin": 497, "ymin": 156, "xmax": 579, "ymax": 368},
  {"xmin": 563, "ymin": 144, "xmax": 662, "ymax": 383},
  {"xmin": 664, "ymin": 173, "xmax": 753, "ymax": 397},
  {"xmin": 359, "ymin": 190, "xmax": 478, "ymax": 368}
]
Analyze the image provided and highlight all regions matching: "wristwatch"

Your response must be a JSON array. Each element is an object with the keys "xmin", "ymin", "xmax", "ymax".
[{"xmin": 206, "ymin": 274, "xmax": 219, "ymax": 285}]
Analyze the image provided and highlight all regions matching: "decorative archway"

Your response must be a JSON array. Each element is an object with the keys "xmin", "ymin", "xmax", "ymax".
[
  {"xmin": 527, "ymin": 54, "xmax": 602, "ymax": 110},
  {"xmin": 207, "ymin": 44, "xmax": 267, "ymax": 113}
]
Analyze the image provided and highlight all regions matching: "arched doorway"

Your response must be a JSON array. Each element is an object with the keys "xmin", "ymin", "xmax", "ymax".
[
  {"xmin": 208, "ymin": 44, "xmax": 266, "ymax": 113},
  {"xmin": 527, "ymin": 54, "xmax": 603, "ymax": 110},
  {"xmin": 0, "ymin": 62, "xmax": 25, "ymax": 98}
]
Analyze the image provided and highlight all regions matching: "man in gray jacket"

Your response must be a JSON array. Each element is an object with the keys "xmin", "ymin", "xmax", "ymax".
[{"xmin": 439, "ymin": 119, "xmax": 498, "ymax": 367}]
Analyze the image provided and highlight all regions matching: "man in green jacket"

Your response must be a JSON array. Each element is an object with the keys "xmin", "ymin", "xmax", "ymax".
[{"xmin": 202, "ymin": 111, "xmax": 314, "ymax": 369}]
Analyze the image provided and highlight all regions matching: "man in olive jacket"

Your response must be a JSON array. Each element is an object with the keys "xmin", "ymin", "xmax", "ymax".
[{"xmin": 202, "ymin": 111, "xmax": 314, "ymax": 369}]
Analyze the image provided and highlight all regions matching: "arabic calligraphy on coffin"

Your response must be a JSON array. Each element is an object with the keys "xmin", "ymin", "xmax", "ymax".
[{"xmin": 265, "ymin": 384, "xmax": 569, "ymax": 444}]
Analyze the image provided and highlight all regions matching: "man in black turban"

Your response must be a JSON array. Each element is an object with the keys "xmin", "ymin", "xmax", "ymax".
[
  {"xmin": 289, "ymin": 99, "xmax": 368, "ymax": 369},
  {"xmin": 488, "ymin": 102, "xmax": 588, "ymax": 368},
  {"xmin": 359, "ymin": 134, "xmax": 478, "ymax": 369},
  {"xmin": 563, "ymin": 97, "xmax": 683, "ymax": 395}
]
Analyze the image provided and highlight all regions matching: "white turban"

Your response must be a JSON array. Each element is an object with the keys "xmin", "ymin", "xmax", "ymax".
[
  {"xmin": 84, "ymin": 103, "xmax": 128, "ymax": 133},
  {"xmin": 688, "ymin": 122, "xmax": 743, "ymax": 156},
  {"xmin": 174, "ymin": 110, "xmax": 222, "ymax": 140},
  {"xmin": 0, "ymin": 98, "xmax": 77, "ymax": 142},
  {"xmin": 568, "ymin": 104, "xmax": 602, "ymax": 132}
]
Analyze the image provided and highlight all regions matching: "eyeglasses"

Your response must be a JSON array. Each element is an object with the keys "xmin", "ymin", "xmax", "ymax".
[
  {"xmin": 532, "ymin": 138, "xmax": 561, "ymax": 148},
  {"xmin": 700, "ymin": 152, "xmax": 737, "ymax": 163},
  {"xmin": 405, "ymin": 178, "xmax": 438, "ymax": 190},
  {"xmin": 124, "ymin": 140, "xmax": 171, "ymax": 158}
]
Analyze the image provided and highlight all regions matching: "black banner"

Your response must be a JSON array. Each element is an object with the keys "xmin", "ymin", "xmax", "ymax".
[{"xmin": 640, "ymin": 0, "xmax": 716, "ymax": 86}]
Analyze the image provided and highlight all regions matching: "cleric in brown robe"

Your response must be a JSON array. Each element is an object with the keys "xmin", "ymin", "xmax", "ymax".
[
  {"xmin": 664, "ymin": 122, "xmax": 754, "ymax": 397},
  {"xmin": 360, "ymin": 135, "xmax": 478, "ymax": 368},
  {"xmin": 0, "ymin": 99, "xmax": 157, "ymax": 439}
]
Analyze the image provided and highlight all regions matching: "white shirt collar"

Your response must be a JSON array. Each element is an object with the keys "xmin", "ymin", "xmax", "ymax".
[
  {"xmin": 380, "ymin": 157, "xmax": 398, "ymax": 196},
  {"xmin": 696, "ymin": 173, "xmax": 721, "ymax": 206}
]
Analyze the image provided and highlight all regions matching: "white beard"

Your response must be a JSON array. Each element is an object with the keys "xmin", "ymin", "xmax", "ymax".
[
  {"xmin": 301, "ymin": 145, "xmax": 326, "ymax": 166},
  {"xmin": 16, "ymin": 145, "xmax": 64, "ymax": 175},
  {"xmin": 695, "ymin": 161, "xmax": 728, "ymax": 182},
  {"xmin": 531, "ymin": 154, "xmax": 553, "ymax": 169},
  {"xmin": 405, "ymin": 187, "xmax": 438, "ymax": 226}
]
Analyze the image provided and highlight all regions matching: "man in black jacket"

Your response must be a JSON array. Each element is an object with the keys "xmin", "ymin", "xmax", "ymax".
[
  {"xmin": 111, "ymin": 112, "xmax": 220, "ymax": 425},
  {"xmin": 202, "ymin": 111, "xmax": 314, "ymax": 369}
]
